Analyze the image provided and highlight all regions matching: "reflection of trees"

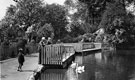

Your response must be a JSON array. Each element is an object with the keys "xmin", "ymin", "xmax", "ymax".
[
  {"xmin": 77, "ymin": 54, "xmax": 96, "ymax": 80},
  {"xmin": 96, "ymin": 51, "xmax": 135, "ymax": 80},
  {"xmin": 65, "ymin": 68, "xmax": 78, "ymax": 80},
  {"xmin": 40, "ymin": 69, "xmax": 66, "ymax": 80}
]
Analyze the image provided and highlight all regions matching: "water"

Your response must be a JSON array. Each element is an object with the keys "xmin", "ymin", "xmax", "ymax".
[{"xmin": 39, "ymin": 50, "xmax": 135, "ymax": 80}]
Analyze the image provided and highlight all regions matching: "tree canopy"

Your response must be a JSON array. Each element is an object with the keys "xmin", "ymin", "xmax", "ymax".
[{"xmin": 0, "ymin": 0, "xmax": 68, "ymax": 42}]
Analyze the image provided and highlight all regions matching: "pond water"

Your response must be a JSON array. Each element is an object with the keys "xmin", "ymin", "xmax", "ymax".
[{"xmin": 38, "ymin": 50, "xmax": 135, "ymax": 80}]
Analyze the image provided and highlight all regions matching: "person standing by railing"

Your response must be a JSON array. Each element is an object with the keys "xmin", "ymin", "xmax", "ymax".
[
  {"xmin": 56, "ymin": 39, "xmax": 63, "ymax": 44},
  {"xmin": 46, "ymin": 37, "xmax": 52, "ymax": 45},
  {"xmin": 38, "ymin": 37, "xmax": 47, "ymax": 64}
]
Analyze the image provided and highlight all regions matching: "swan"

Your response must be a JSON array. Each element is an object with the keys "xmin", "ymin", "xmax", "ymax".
[
  {"xmin": 76, "ymin": 66, "xmax": 85, "ymax": 74},
  {"xmin": 70, "ymin": 61, "xmax": 85, "ymax": 74}
]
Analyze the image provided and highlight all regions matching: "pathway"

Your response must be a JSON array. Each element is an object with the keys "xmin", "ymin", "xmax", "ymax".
[{"xmin": 0, "ymin": 53, "xmax": 39, "ymax": 80}]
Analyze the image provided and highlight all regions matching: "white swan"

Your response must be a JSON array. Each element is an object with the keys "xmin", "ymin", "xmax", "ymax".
[
  {"xmin": 70, "ymin": 61, "xmax": 85, "ymax": 74},
  {"xmin": 76, "ymin": 66, "xmax": 85, "ymax": 74}
]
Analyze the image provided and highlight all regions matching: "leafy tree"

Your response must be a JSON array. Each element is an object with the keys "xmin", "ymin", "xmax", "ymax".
[
  {"xmin": 64, "ymin": 0, "xmax": 99, "ymax": 35},
  {"xmin": 0, "ymin": 0, "xmax": 44, "ymax": 41},
  {"xmin": 99, "ymin": 2, "xmax": 126, "ymax": 31},
  {"xmin": 37, "ymin": 23, "xmax": 54, "ymax": 39},
  {"xmin": 39, "ymin": 4, "xmax": 68, "ymax": 39},
  {"xmin": 98, "ymin": 1, "xmax": 135, "ymax": 47},
  {"xmin": 67, "ymin": 21, "xmax": 85, "ymax": 37},
  {"xmin": 14, "ymin": 0, "xmax": 44, "ymax": 31},
  {"xmin": 0, "ymin": 0, "xmax": 68, "ymax": 42}
]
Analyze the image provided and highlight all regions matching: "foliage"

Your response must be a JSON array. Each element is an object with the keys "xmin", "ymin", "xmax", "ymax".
[
  {"xmin": 64, "ymin": 0, "xmax": 100, "ymax": 36},
  {"xmin": 66, "ymin": 21, "xmax": 98, "ymax": 37},
  {"xmin": 0, "ymin": 0, "xmax": 43, "ymax": 41},
  {"xmin": 77, "ymin": 0, "xmax": 107, "ymax": 24},
  {"xmin": 61, "ymin": 35, "xmax": 73, "ymax": 43},
  {"xmin": 40, "ymin": 4, "xmax": 68, "ymax": 39},
  {"xmin": 67, "ymin": 21, "xmax": 85, "ymax": 37},
  {"xmin": 99, "ymin": 2, "xmax": 126, "ymax": 30},
  {"xmin": 0, "ymin": 0, "xmax": 68, "ymax": 42},
  {"xmin": 14, "ymin": 0, "xmax": 44, "ymax": 30},
  {"xmin": 37, "ymin": 23, "xmax": 54, "ymax": 39}
]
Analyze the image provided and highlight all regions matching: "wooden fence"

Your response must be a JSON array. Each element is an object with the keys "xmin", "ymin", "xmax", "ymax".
[
  {"xmin": 102, "ymin": 42, "xmax": 115, "ymax": 52},
  {"xmin": 40, "ymin": 44, "xmax": 75, "ymax": 66},
  {"xmin": 63, "ymin": 43, "xmax": 96, "ymax": 52}
]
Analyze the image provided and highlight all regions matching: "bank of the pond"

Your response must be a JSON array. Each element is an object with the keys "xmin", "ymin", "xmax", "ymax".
[{"xmin": 27, "ymin": 64, "xmax": 45, "ymax": 80}]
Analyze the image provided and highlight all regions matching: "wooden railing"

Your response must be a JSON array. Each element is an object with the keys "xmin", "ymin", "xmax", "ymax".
[
  {"xmin": 101, "ymin": 42, "xmax": 115, "ymax": 51},
  {"xmin": 63, "ymin": 43, "xmax": 96, "ymax": 52},
  {"xmin": 40, "ymin": 44, "xmax": 75, "ymax": 65}
]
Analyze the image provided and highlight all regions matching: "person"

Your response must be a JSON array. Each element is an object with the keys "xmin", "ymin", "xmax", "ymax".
[
  {"xmin": 103, "ymin": 36, "xmax": 108, "ymax": 43},
  {"xmin": 88, "ymin": 37, "xmax": 92, "ymax": 42},
  {"xmin": 17, "ymin": 48, "xmax": 25, "ymax": 71},
  {"xmin": 80, "ymin": 38, "xmax": 84, "ymax": 43},
  {"xmin": 56, "ymin": 39, "xmax": 62, "ymax": 44},
  {"xmin": 46, "ymin": 37, "xmax": 52, "ymax": 45},
  {"xmin": 38, "ymin": 37, "xmax": 46, "ymax": 64},
  {"xmin": 39, "ymin": 37, "xmax": 46, "ymax": 47}
]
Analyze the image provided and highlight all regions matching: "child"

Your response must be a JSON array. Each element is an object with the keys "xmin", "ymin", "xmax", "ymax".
[{"xmin": 17, "ymin": 48, "xmax": 25, "ymax": 71}]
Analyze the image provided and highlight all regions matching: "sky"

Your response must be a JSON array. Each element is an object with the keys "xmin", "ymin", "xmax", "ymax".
[{"xmin": 0, "ymin": 0, "xmax": 65, "ymax": 20}]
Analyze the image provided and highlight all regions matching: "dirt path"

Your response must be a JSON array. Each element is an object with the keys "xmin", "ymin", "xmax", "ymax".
[{"xmin": 0, "ymin": 53, "xmax": 39, "ymax": 80}]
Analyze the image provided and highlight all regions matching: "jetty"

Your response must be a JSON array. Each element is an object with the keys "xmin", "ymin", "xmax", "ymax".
[{"xmin": 39, "ymin": 43, "xmax": 102, "ymax": 68}]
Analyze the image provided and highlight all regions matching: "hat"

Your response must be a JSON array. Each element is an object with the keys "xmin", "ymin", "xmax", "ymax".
[
  {"xmin": 19, "ymin": 48, "xmax": 23, "ymax": 51},
  {"xmin": 48, "ymin": 37, "xmax": 51, "ymax": 40},
  {"xmin": 42, "ymin": 37, "xmax": 45, "ymax": 40}
]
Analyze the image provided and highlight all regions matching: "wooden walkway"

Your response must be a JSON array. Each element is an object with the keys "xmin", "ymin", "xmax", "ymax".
[{"xmin": 39, "ymin": 43, "xmax": 102, "ymax": 68}]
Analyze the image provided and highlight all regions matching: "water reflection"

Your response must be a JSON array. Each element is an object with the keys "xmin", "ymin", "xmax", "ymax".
[{"xmin": 39, "ymin": 50, "xmax": 135, "ymax": 80}]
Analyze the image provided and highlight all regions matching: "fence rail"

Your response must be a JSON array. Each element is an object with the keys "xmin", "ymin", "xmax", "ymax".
[
  {"xmin": 63, "ymin": 43, "xmax": 96, "ymax": 52},
  {"xmin": 40, "ymin": 44, "xmax": 75, "ymax": 66},
  {"xmin": 101, "ymin": 42, "xmax": 115, "ymax": 52}
]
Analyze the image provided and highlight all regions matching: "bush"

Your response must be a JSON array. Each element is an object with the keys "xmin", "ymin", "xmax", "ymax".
[{"xmin": 0, "ymin": 42, "xmax": 18, "ymax": 60}]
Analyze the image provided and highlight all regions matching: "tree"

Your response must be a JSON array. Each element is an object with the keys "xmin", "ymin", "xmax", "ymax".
[
  {"xmin": 98, "ymin": 0, "xmax": 135, "ymax": 47},
  {"xmin": 0, "ymin": 0, "xmax": 68, "ymax": 42},
  {"xmin": 14, "ymin": 0, "xmax": 44, "ymax": 31},
  {"xmin": 76, "ymin": 0, "xmax": 107, "ymax": 24},
  {"xmin": 37, "ymin": 23, "xmax": 54, "ymax": 39},
  {"xmin": 67, "ymin": 21, "xmax": 85, "ymax": 37},
  {"xmin": 99, "ymin": 2, "xmax": 126, "ymax": 31},
  {"xmin": 0, "ymin": 0, "xmax": 44, "ymax": 41},
  {"xmin": 64, "ymin": 0, "xmax": 99, "ymax": 34},
  {"xmin": 39, "ymin": 4, "xmax": 68, "ymax": 39}
]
